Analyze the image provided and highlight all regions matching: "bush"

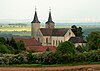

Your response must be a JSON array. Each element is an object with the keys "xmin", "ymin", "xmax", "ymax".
[
  {"xmin": 74, "ymin": 53, "xmax": 86, "ymax": 62},
  {"xmin": 27, "ymin": 52, "xmax": 38, "ymax": 64},
  {"xmin": 84, "ymin": 50, "xmax": 100, "ymax": 62},
  {"xmin": 41, "ymin": 52, "xmax": 56, "ymax": 65},
  {"xmin": 57, "ymin": 41, "xmax": 75, "ymax": 55},
  {"xmin": 0, "ymin": 44, "xmax": 10, "ymax": 54}
]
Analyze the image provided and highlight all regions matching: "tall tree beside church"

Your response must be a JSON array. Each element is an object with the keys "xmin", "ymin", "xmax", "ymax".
[
  {"xmin": 56, "ymin": 41, "xmax": 75, "ymax": 55},
  {"xmin": 71, "ymin": 25, "xmax": 77, "ymax": 29},
  {"xmin": 71, "ymin": 25, "xmax": 83, "ymax": 37},
  {"xmin": 77, "ymin": 27, "xmax": 83, "ymax": 37}
]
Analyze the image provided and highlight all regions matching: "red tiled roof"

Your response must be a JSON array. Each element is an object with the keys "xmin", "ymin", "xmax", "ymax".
[
  {"xmin": 15, "ymin": 37, "xmax": 41, "ymax": 46},
  {"xmin": 26, "ymin": 46, "xmax": 56, "ymax": 52}
]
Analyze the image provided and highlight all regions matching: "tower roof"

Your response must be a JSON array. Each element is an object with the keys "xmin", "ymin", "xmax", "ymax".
[
  {"xmin": 31, "ymin": 8, "xmax": 40, "ymax": 23},
  {"xmin": 46, "ymin": 8, "xmax": 55, "ymax": 24}
]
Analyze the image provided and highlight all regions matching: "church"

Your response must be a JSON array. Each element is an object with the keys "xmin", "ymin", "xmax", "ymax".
[{"xmin": 31, "ymin": 8, "xmax": 86, "ymax": 47}]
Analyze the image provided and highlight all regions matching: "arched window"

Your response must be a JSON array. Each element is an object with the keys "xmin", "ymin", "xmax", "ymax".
[
  {"xmin": 46, "ymin": 38, "xmax": 48, "ymax": 44},
  {"xmin": 56, "ymin": 40, "xmax": 57, "ymax": 45},
  {"xmin": 53, "ymin": 40, "xmax": 55, "ymax": 45},
  {"xmin": 59, "ymin": 41, "xmax": 60, "ymax": 44}
]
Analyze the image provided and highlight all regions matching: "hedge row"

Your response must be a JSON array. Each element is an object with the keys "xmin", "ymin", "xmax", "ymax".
[{"xmin": 0, "ymin": 49, "xmax": 100, "ymax": 65}]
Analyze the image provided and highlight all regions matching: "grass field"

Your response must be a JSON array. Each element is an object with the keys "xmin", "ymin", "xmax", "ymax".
[{"xmin": 0, "ymin": 62, "xmax": 100, "ymax": 67}]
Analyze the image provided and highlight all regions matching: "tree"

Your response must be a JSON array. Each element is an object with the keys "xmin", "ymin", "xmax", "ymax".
[
  {"xmin": 77, "ymin": 27, "xmax": 83, "ymax": 37},
  {"xmin": 9, "ymin": 37, "xmax": 18, "ymax": 50},
  {"xmin": 0, "ymin": 44, "xmax": 10, "ymax": 53},
  {"xmin": 17, "ymin": 40, "xmax": 25, "ymax": 50},
  {"xmin": 0, "ymin": 37, "xmax": 6, "ymax": 44},
  {"xmin": 87, "ymin": 31, "xmax": 100, "ymax": 50},
  {"xmin": 41, "ymin": 52, "xmax": 56, "ymax": 64},
  {"xmin": 56, "ymin": 41, "xmax": 76, "ymax": 55},
  {"xmin": 6, "ymin": 38, "xmax": 10, "ymax": 44},
  {"xmin": 71, "ymin": 25, "xmax": 77, "ymax": 29},
  {"xmin": 71, "ymin": 25, "xmax": 83, "ymax": 37},
  {"xmin": 76, "ymin": 45, "xmax": 84, "ymax": 53},
  {"xmin": 55, "ymin": 41, "xmax": 76, "ymax": 64},
  {"xmin": 45, "ymin": 48, "xmax": 51, "ymax": 52}
]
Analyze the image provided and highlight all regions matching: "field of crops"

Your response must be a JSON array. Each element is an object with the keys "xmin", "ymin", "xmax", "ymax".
[
  {"xmin": 0, "ymin": 26, "xmax": 31, "ymax": 31},
  {"xmin": 0, "ymin": 25, "xmax": 100, "ymax": 38}
]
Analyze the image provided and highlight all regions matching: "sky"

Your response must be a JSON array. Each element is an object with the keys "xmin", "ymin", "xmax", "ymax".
[{"xmin": 0, "ymin": 0, "xmax": 100, "ymax": 23}]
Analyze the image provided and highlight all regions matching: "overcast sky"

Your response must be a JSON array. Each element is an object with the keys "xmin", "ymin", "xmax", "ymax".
[{"xmin": 0, "ymin": 0, "xmax": 100, "ymax": 22}]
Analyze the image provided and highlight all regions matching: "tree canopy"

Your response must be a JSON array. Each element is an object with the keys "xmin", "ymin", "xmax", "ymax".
[
  {"xmin": 71, "ymin": 25, "xmax": 83, "ymax": 37},
  {"xmin": 56, "ymin": 41, "xmax": 76, "ymax": 55},
  {"xmin": 87, "ymin": 31, "xmax": 100, "ymax": 50}
]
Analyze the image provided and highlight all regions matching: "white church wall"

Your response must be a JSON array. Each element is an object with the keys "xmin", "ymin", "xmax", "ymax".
[
  {"xmin": 52, "ymin": 36, "xmax": 64, "ymax": 46},
  {"xmin": 64, "ymin": 29, "xmax": 75, "ymax": 41},
  {"xmin": 42, "ymin": 36, "xmax": 51, "ymax": 46},
  {"xmin": 75, "ymin": 43, "xmax": 86, "ymax": 47}
]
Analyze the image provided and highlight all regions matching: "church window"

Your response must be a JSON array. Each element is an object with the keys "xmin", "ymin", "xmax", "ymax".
[
  {"xmin": 59, "ymin": 41, "xmax": 60, "ymax": 44},
  {"xmin": 53, "ymin": 40, "xmax": 55, "ymax": 45},
  {"xmin": 56, "ymin": 40, "xmax": 57, "ymax": 45},
  {"xmin": 46, "ymin": 38, "xmax": 48, "ymax": 44},
  {"xmin": 69, "ymin": 32, "xmax": 71, "ymax": 36}
]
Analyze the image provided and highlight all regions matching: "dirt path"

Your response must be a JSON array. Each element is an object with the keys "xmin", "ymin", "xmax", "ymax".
[{"xmin": 0, "ymin": 64, "xmax": 100, "ymax": 71}]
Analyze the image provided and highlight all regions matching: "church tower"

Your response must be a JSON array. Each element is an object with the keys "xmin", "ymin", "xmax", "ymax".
[
  {"xmin": 31, "ymin": 7, "xmax": 40, "ymax": 40},
  {"xmin": 45, "ymin": 8, "xmax": 55, "ymax": 29}
]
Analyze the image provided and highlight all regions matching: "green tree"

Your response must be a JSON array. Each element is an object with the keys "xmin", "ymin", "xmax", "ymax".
[
  {"xmin": 71, "ymin": 25, "xmax": 83, "ymax": 37},
  {"xmin": 76, "ymin": 45, "xmax": 84, "ymax": 53},
  {"xmin": 87, "ymin": 31, "xmax": 100, "ymax": 50},
  {"xmin": 41, "ymin": 52, "xmax": 56, "ymax": 64},
  {"xmin": 6, "ymin": 38, "xmax": 10, "ymax": 44},
  {"xmin": 77, "ymin": 27, "xmax": 83, "ymax": 37},
  {"xmin": 17, "ymin": 40, "xmax": 25, "ymax": 50},
  {"xmin": 56, "ymin": 41, "xmax": 75, "ymax": 55},
  {"xmin": 9, "ymin": 37, "xmax": 18, "ymax": 50},
  {"xmin": 71, "ymin": 25, "xmax": 77, "ymax": 29},
  {"xmin": 0, "ymin": 44, "xmax": 10, "ymax": 53},
  {"xmin": 6, "ymin": 45, "xmax": 14, "ymax": 54},
  {"xmin": 0, "ymin": 37, "xmax": 6, "ymax": 44},
  {"xmin": 45, "ymin": 48, "xmax": 51, "ymax": 52}
]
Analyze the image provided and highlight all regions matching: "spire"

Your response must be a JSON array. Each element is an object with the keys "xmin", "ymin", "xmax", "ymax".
[
  {"xmin": 31, "ymin": 7, "xmax": 40, "ymax": 23},
  {"xmin": 46, "ymin": 7, "xmax": 54, "ymax": 23}
]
